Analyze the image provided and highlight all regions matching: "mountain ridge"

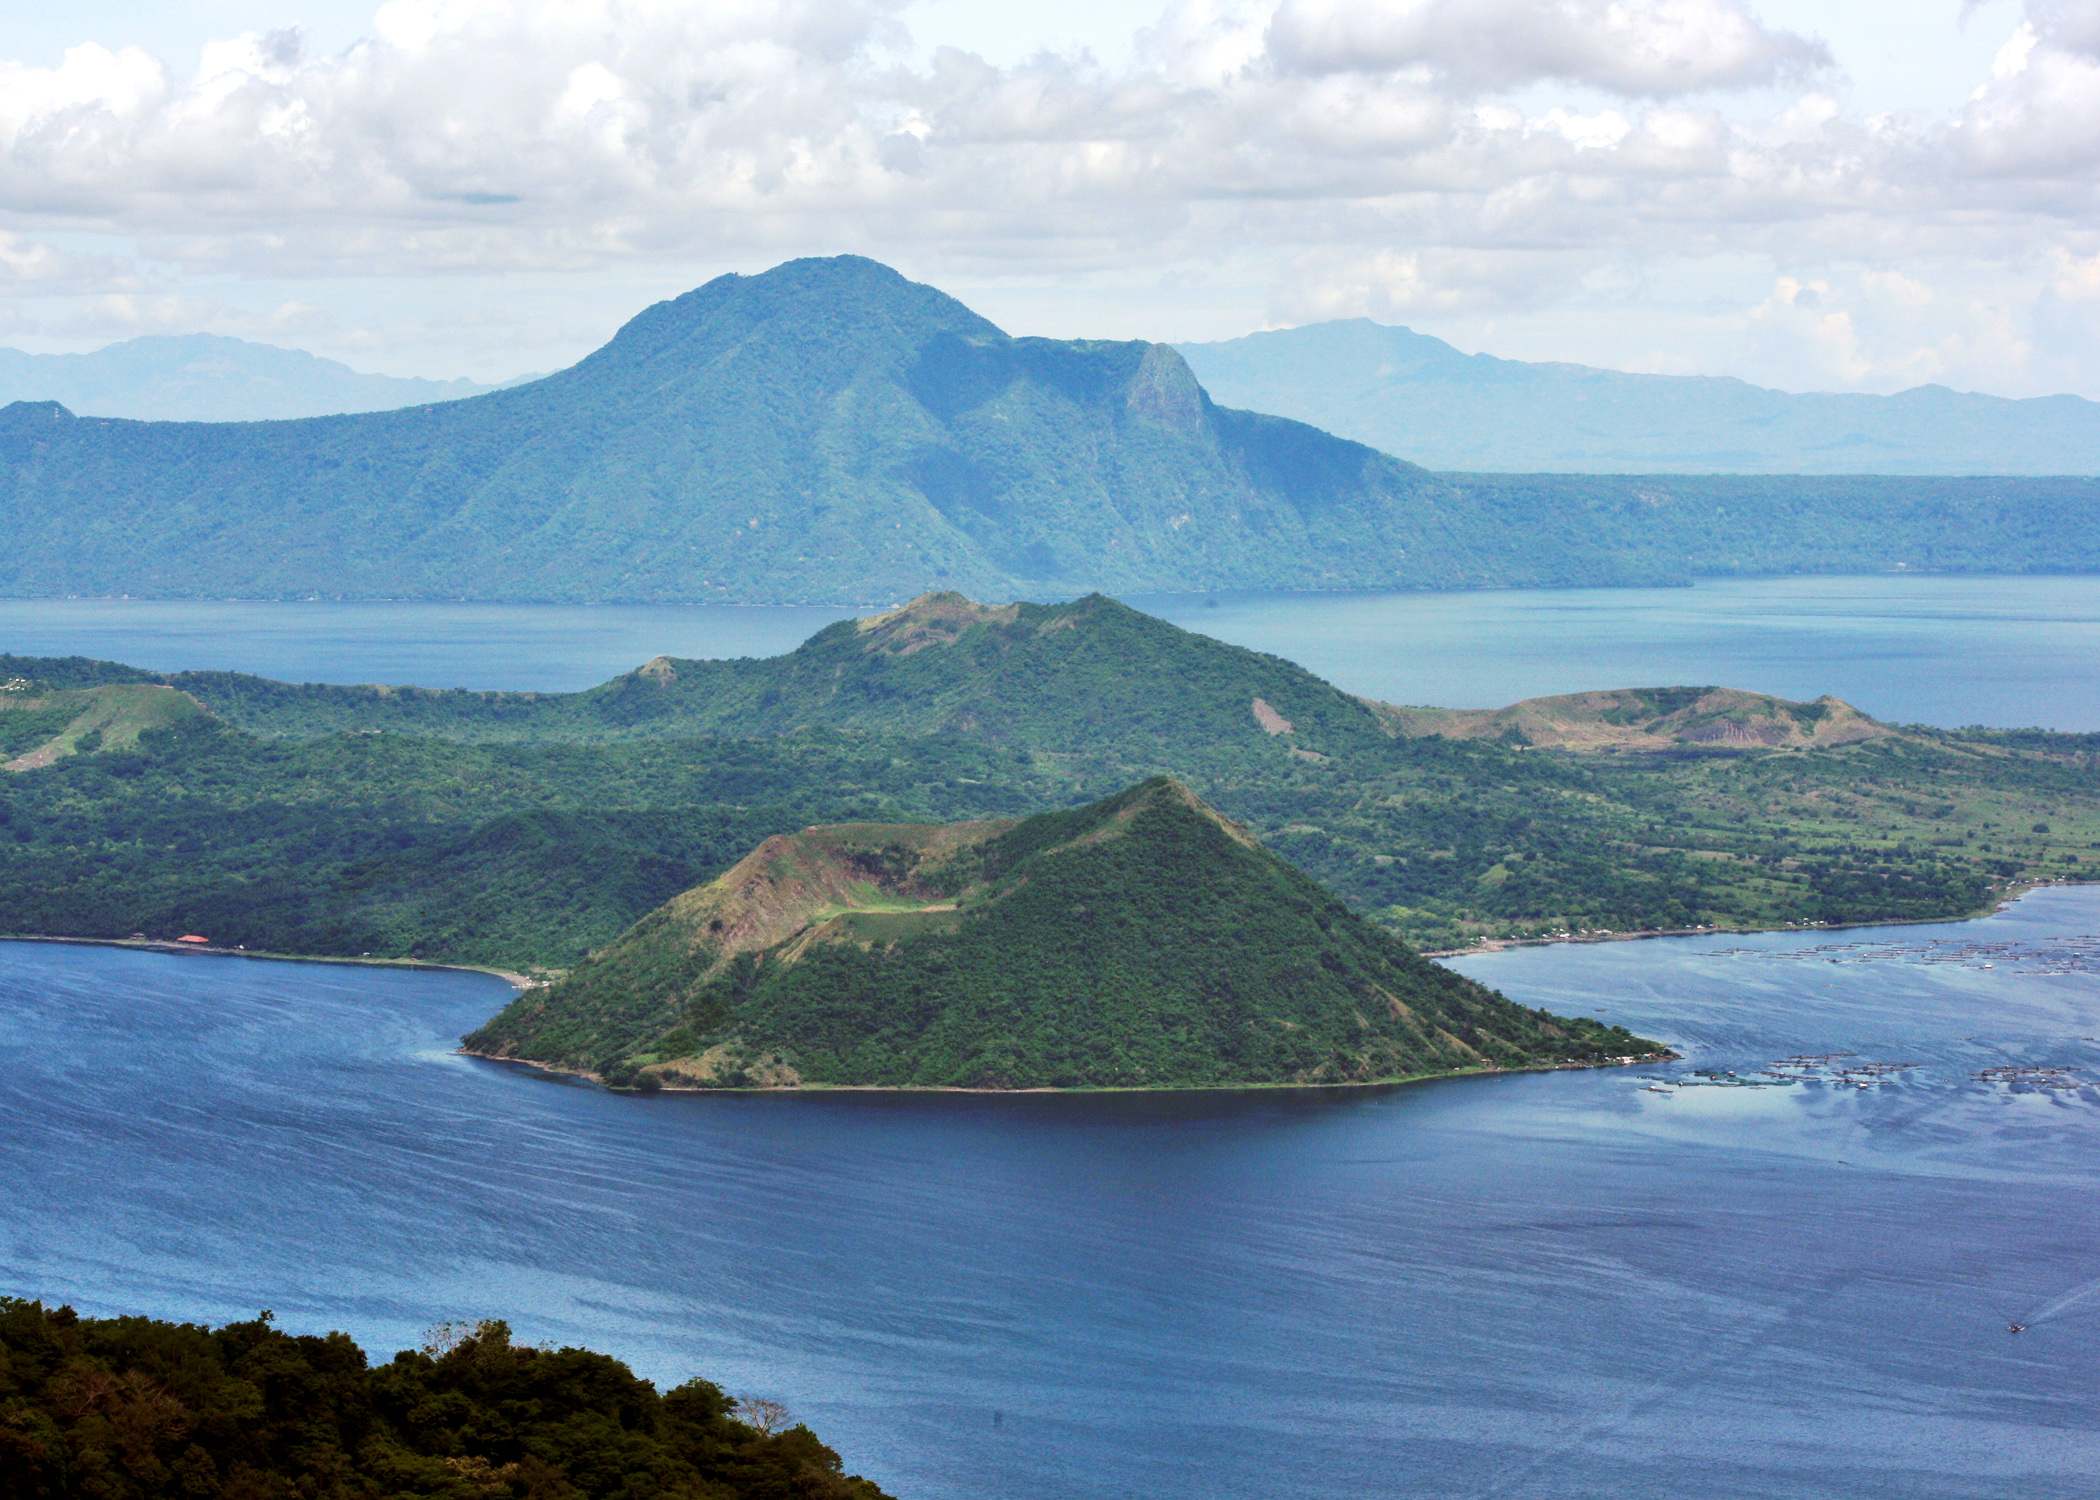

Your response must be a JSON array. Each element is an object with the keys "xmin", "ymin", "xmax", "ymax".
[
  {"xmin": 1177, "ymin": 318, "xmax": 2100, "ymax": 475},
  {"xmin": 0, "ymin": 593, "xmax": 1917, "ymax": 770},
  {"xmin": 0, "ymin": 333, "xmax": 520, "ymax": 421},
  {"xmin": 0, "ymin": 593, "xmax": 1402, "ymax": 761},
  {"xmin": 1366, "ymin": 686, "xmax": 1891, "ymax": 750},
  {"xmin": 0, "ymin": 257, "xmax": 2096, "ymax": 602},
  {"xmin": 0, "ymin": 591, "xmax": 2084, "ymax": 967}
]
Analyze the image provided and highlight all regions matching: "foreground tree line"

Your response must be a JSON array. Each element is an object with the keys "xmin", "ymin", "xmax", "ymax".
[{"xmin": 0, "ymin": 1300, "xmax": 890, "ymax": 1500}]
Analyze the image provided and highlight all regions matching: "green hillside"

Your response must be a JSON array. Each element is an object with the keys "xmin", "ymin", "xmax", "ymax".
[
  {"xmin": 466, "ymin": 778, "xmax": 1663, "ymax": 1089},
  {"xmin": 0, "ymin": 677, "xmax": 206, "ymax": 770},
  {"xmin": 0, "ymin": 257, "xmax": 2095, "ymax": 605},
  {"xmin": 47, "ymin": 593, "xmax": 1387, "ymax": 758},
  {"xmin": 1367, "ymin": 685, "xmax": 1890, "ymax": 751},
  {"xmin": 0, "ymin": 594, "xmax": 2096, "ymax": 968}
]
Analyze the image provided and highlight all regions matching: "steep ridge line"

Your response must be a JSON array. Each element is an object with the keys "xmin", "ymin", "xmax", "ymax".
[{"xmin": 0, "ymin": 256, "xmax": 2094, "ymax": 604}]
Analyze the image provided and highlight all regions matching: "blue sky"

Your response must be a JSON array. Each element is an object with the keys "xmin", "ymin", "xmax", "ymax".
[{"xmin": 5, "ymin": 0, "xmax": 2096, "ymax": 400}]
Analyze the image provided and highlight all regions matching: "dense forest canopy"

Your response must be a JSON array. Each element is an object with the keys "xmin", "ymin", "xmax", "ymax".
[{"xmin": 0, "ymin": 1298, "xmax": 890, "ymax": 1500}]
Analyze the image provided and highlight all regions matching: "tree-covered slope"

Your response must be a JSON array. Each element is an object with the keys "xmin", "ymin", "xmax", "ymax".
[
  {"xmin": 0, "ymin": 257, "xmax": 1504, "ymax": 604},
  {"xmin": 3, "ymin": 594, "xmax": 2097, "ymax": 970},
  {"xmin": 466, "ymin": 778, "xmax": 1663, "ymax": 1090},
  {"xmin": 0, "ymin": 1299, "xmax": 889, "ymax": 1500},
  {"xmin": 3, "ymin": 593, "xmax": 1396, "ymax": 760},
  {"xmin": 0, "ymin": 257, "xmax": 2097, "ymax": 605}
]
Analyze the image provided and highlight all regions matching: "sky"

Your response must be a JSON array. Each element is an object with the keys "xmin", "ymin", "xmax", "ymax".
[{"xmin": 5, "ymin": 0, "xmax": 2100, "ymax": 397}]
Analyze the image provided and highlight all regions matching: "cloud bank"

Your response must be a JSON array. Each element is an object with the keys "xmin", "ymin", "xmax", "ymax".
[{"xmin": 3, "ymin": 0, "xmax": 2100, "ymax": 392}]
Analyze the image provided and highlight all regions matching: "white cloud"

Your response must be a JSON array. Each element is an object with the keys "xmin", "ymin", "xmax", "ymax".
[
  {"xmin": 0, "ymin": 1, "xmax": 2099, "ymax": 393},
  {"xmin": 1743, "ymin": 270, "xmax": 2040, "ymax": 392},
  {"xmin": 1264, "ymin": 0, "xmax": 1827, "ymax": 97},
  {"xmin": 39, "ymin": 292, "xmax": 331, "ymax": 341},
  {"xmin": 1272, "ymin": 245, "xmax": 1584, "ymax": 322},
  {"xmin": 0, "ymin": 231, "xmax": 137, "ymax": 292},
  {"xmin": 0, "ymin": 0, "xmax": 1876, "ymax": 278}
]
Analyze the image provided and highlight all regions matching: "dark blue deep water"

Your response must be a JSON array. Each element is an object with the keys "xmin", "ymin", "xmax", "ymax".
[{"xmin": 8, "ymin": 889, "xmax": 2100, "ymax": 1498}]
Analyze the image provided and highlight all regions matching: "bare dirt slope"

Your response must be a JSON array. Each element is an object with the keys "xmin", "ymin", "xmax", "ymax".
[{"xmin": 1363, "ymin": 686, "xmax": 1890, "ymax": 751}]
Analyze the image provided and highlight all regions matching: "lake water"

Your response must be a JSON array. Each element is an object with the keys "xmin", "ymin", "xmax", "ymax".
[
  {"xmin": 8, "ymin": 888, "xmax": 2100, "ymax": 1498},
  {"xmin": 5, "ymin": 576, "xmax": 2098, "ymax": 1494},
  {"xmin": 2, "ymin": 573, "xmax": 2097, "ymax": 728}
]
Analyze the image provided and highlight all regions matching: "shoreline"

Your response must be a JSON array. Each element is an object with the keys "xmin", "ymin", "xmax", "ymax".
[
  {"xmin": 1419, "ymin": 876, "xmax": 2092, "ymax": 960},
  {"xmin": 0, "ymin": 931, "xmax": 540, "ymax": 990},
  {"xmin": 458, "ymin": 1046, "xmax": 1682, "ymax": 1097},
  {"xmin": 8, "ymin": 878, "xmax": 2079, "ymax": 992},
  {"xmin": 8, "ymin": 878, "xmax": 2088, "ymax": 1099}
]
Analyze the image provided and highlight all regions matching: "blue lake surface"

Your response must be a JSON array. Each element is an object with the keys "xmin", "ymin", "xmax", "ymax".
[
  {"xmin": 8, "ymin": 889, "xmax": 2100, "ymax": 1498},
  {"xmin": 5, "ymin": 575, "xmax": 2099, "ymax": 1494},
  {"xmin": 2, "ymin": 573, "xmax": 2097, "ymax": 727}
]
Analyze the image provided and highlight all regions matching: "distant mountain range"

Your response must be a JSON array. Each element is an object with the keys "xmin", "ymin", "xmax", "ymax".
[
  {"xmin": 21, "ymin": 304, "xmax": 2100, "ymax": 472},
  {"xmin": 0, "ymin": 256, "xmax": 2097, "ymax": 604},
  {"xmin": 0, "ymin": 334, "xmax": 524, "ymax": 422},
  {"xmin": 1177, "ymin": 320, "xmax": 2100, "ymax": 475}
]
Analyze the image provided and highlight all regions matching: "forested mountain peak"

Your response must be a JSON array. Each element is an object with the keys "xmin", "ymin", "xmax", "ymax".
[
  {"xmin": 0, "ymin": 594, "xmax": 1897, "ymax": 771},
  {"xmin": 585, "ymin": 591, "xmax": 1393, "ymax": 758},
  {"xmin": 542, "ymin": 255, "xmax": 1007, "ymax": 405},
  {"xmin": 0, "ymin": 256, "xmax": 1486, "ymax": 603},
  {"xmin": 850, "ymin": 590, "xmax": 1025, "ymax": 653},
  {"xmin": 464, "ymin": 776, "xmax": 1662, "ymax": 1089},
  {"xmin": 0, "ymin": 257, "xmax": 2093, "ymax": 602}
]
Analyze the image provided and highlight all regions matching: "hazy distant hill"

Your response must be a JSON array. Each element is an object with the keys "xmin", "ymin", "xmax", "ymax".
[
  {"xmin": 0, "ymin": 334, "xmax": 519, "ymax": 421},
  {"xmin": 1177, "ymin": 320, "xmax": 2100, "ymax": 475},
  {"xmin": 0, "ymin": 257, "xmax": 2097, "ymax": 604}
]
